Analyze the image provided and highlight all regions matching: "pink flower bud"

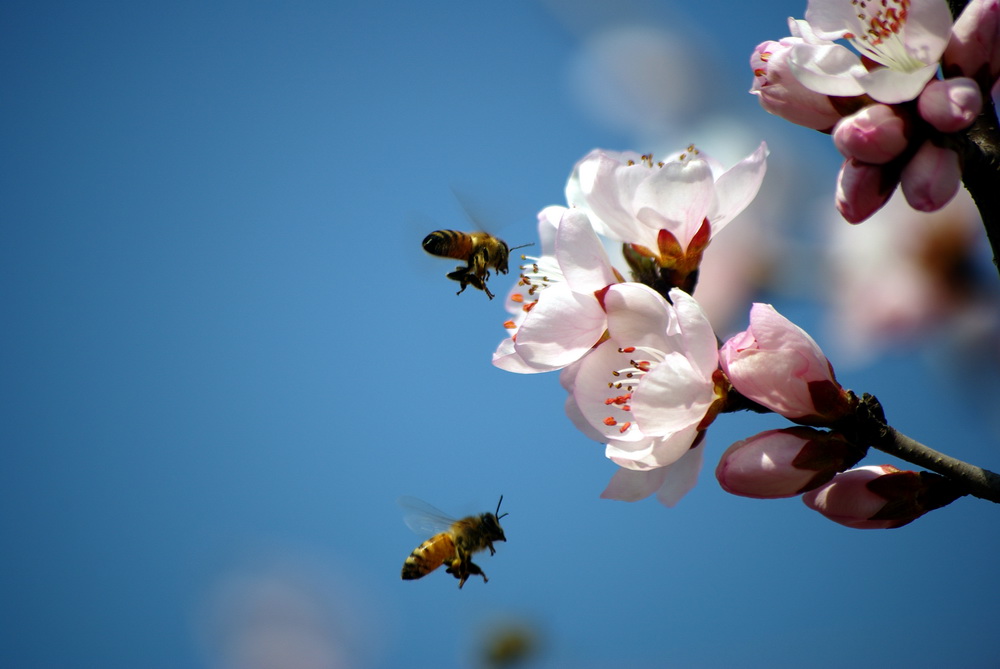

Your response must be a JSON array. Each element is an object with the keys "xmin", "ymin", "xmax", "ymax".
[
  {"xmin": 720, "ymin": 303, "xmax": 855, "ymax": 424},
  {"xmin": 751, "ymin": 39, "xmax": 843, "ymax": 131},
  {"xmin": 716, "ymin": 427, "xmax": 866, "ymax": 498},
  {"xmin": 802, "ymin": 466, "xmax": 962, "ymax": 529},
  {"xmin": 835, "ymin": 158, "xmax": 899, "ymax": 223},
  {"xmin": 943, "ymin": 0, "xmax": 1000, "ymax": 88},
  {"xmin": 900, "ymin": 141, "xmax": 961, "ymax": 212},
  {"xmin": 832, "ymin": 104, "xmax": 910, "ymax": 164},
  {"xmin": 918, "ymin": 78, "xmax": 983, "ymax": 132}
]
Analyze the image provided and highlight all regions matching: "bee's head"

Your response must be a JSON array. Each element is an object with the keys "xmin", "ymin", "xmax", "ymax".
[{"xmin": 482, "ymin": 495, "xmax": 509, "ymax": 542}]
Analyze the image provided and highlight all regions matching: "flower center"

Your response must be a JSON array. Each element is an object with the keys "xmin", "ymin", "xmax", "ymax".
[
  {"xmin": 844, "ymin": 0, "xmax": 923, "ymax": 71},
  {"xmin": 601, "ymin": 345, "xmax": 658, "ymax": 434}
]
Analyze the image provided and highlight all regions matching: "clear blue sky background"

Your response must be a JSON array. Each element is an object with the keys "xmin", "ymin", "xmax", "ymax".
[{"xmin": 3, "ymin": 2, "xmax": 999, "ymax": 668}]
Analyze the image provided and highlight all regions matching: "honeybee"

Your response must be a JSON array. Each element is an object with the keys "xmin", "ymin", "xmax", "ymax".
[
  {"xmin": 399, "ymin": 496, "xmax": 508, "ymax": 588},
  {"xmin": 422, "ymin": 230, "xmax": 531, "ymax": 300}
]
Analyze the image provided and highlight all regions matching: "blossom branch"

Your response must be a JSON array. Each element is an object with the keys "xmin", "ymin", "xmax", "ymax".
[
  {"xmin": 958, "ymin": 95, "xmax": 1000, "ymax": 270},
  {"xmin": 844, "ymin": 393, "xmax": 1000, "ymax": 504}
]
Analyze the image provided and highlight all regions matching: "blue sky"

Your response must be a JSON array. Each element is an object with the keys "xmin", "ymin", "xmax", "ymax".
[{"xmin": 3, "ymin": 1, "xmax": 999, "ymax": 668}]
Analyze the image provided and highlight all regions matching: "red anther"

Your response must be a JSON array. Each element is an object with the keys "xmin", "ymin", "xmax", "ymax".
[
  {"xmin": 603, "ymin": 417, "xmax": 617, "ymax": 426},
  {"xmin": 511, "ymin": 294, "xmax": 524, "ymax": 303},
  {"xmin": 619, "ymin": 346, "xmax": 636, "ymax": 353},
  {"xmin": 618, "ymin": 422, "xmax": 631, "ymax": 433},
  {"xmin": 503, "ymin": 320, "xmax": 516, "ymax": 329}
]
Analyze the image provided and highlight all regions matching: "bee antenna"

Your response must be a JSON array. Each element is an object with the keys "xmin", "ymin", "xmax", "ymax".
[
  {"xmin": 496, "ymin": 495, "xmax": 508, "ymax": 520},
  {"xmin": 508, "ymin": 242, "xmax": 534, "ymax": 253}
]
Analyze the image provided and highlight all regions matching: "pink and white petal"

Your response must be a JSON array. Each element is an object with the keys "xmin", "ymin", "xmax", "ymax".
[
  {"xmin": 630, "ymin": 354, "xmax": 715, "ymax": 435},
  {"xmin": 513, "ymin": 284, "xmax": 607, "ymax": 368},
  {"xmin": 564, "ymin": 393, "xmax": 610, "ymax": 443},
  {"xmin": 601, "ymin": 465, "xmax": 669, "ymax": 502},
  {"xmin": 556, "ymin": 209, "xmax": 619, "ymax": 291},
  {"xmin": 902, "ymin": 0, "xmax": 956, "ymax": 55},
  {"xmin": 789, "ymin": 43, "xmax": 868, "ymax": 96},
  {"xmin": 789, "ymin": 17, "xmax": 848, "ymax": 44},
  {"xmin": 708, "ymin": 142, "xmax": 769, "ymax": 233},
  {"xmin": 724, "ymin": 349, "xmax": 816, "ymax": 418},
  {"xmin": 856, "ymin": 63, "xmax": 940, "ymax": 104},
  {"xmin": 492, "ymin": 337, "xmax": 550, "ymax": 374},
  {"xmin": 604, "ymin": 283, "xmax": 674, "ymax": 349},
  {"xmin": 605, "ymin": 438, "xmax": 659, "ymax": 470},
  {"xmin": 633, "ymin": 157, "xmax": 714, "ymax": 244},
  {"xmin": 804, "ymin": 1, "xmax": 867, "ymax": 35},
  {"xmin": 667, "ymin": 289, "xmax": 720, "ymax": 379},
  {"xmin": 655, "ymin": 443, "xmax": 705, "ymax": 507},
  {"xmin": 572, "ymin": 151, "xmax": 646, "ymax": 241},
  {"xmin": 535, "ymin": 205, "xmax": 563, "ymax": 254}
]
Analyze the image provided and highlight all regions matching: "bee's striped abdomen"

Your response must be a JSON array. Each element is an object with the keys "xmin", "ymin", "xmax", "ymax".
[
  {"xmin": 401, "ymin": 532, "xmax": 457, "ymax": 580},
  {"xmin": 422, "ymin": 230, "xmax": 474, "ymax": 262}
]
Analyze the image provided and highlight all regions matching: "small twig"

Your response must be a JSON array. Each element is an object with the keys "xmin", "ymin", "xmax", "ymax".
[{"xmin": 848, "ymin": 394, "xmax": 1000, "ymax": 504}]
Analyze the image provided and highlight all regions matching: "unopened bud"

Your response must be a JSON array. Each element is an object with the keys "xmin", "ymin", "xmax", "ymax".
[
  {"xmin": 802, "ymin": 465, "xmax": 964, "ymax": 529},
  {"xmin": 918, "ymin": 78, "xmax": 982, "ymax": 132},
  {"xmin": 832, "ymin": 104, "xmax": 910, "ymax": 164},
  {"xmin": 716, "ymin": 427, "xmax": 866, "ymax": 498}
]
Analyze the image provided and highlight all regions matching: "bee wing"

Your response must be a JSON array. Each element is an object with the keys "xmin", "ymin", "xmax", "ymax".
[{"xmin": 397, "ymin": 496, "xmax": 458, "ymax": 535}]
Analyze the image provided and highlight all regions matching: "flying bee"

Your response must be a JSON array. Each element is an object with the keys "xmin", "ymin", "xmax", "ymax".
[
  {"xmin": 399, "ymin": 496, "xmax": 508, "ymax": 588},
  {"xmin": 422, "ymin": 230, "xmax": 532, "ymax": 300}
]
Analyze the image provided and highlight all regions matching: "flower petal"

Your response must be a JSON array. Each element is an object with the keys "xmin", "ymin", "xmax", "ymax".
[
  {"xmin": 513, "ymin": 284, "xmax": 607, "ymax": 369},
  {"xmin": 708, "ymin": 142, "xmax": 769, "ymax": 233}
]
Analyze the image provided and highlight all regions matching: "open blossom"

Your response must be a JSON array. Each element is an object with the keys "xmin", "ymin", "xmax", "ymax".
[
  {"xmin": 751, "ymin": 38, "xmax": 844, "ymax": 130},
  {"xmin": 787, "ymin": 0, "xmax": 954, "ymax": 104},
  {"xmin": 492, "ymin": 207, "xmax": 623, "ymax": 373},
  {"xmin": 720, "ymin": 303, "xmax": 855, "ymax": 424},
  {"xmin": 802, "ymin": 465, "xmax": 962, "ymax": 528},
  {"xmin": 569, "ymin": 284, "xmax": 724, "ymax": 470},
  {"xmin": 566, "ymin": 144, "xmax": 768, "ymax": 272},
  {"xmin": 715, "ymin": 427, "xmax": 866, "ymax": 498}
]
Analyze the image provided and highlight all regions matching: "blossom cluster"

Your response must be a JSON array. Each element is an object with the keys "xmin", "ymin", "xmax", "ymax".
[
  {"xmin": 490, "ymin": 144, "xmax": 945, "ymax": 528},
  {"xmin": 751, "ymin": 0, "xmax": 1000, "ymax": 222}
]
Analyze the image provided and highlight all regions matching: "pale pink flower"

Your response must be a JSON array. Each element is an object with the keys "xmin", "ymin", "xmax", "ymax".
[
  {"xmin": 802, "ymin": 465, "xmax": 959, "ymax": 528},
  {"xmin": 787, "ymin": 0, "xmax": 953, "ymax": 104},
  {"xmin": 571, "ymin": 284, "xmax": 723, "ymax": 470},
  {"xmin": 943, "ymin": 0, "xmax": 1000, "ymax": 88},
  {"xmin": 832, "ymin": 104, "xmax": 910, "ymax": 164},
  {"xmin": 917, "ymin": 77, "xmax": 983, "ymax": 132},
  {"xmin": 566, "ymin": 144, "xmax": 768, "ymax": 263},
  {"xmin": 601, "ymin": 443, "xmax": 705, "ymax": 507},
  {"xmin": 824, "ymin": 189, "xmax": 989, "ymax": 363},
  {"xmin": 900, "ymin": 141, "xmax": 961, "ymax": 212},
  {"xmin": 720, "ymin": 303, "xmax": 855, "ymax": 424},
  {"xmin": 750, "ymin": 38, "xmax": 844, "ymax": 131},
  {"xmin": 492, "ymin": 207, "xmax": 622, "ymax": 373},
  {"xmin": 835, "ymin": 158, "xmax": 899, "ymax": 223},
  {"xmin": 715, "ymin": 427, "xmax": 865, "ymax": 498}
]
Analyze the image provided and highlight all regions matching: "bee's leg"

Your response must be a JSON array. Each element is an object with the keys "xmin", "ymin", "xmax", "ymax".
[
  {"xmin": 446, "ymin": 267, "xmax": 471, "ymax": 295},
  {"xmin": 485, "ymin": 541, "xmax": 496, "ymax": 556},
  {"xmin": 464, "ymin": 560, "xmax": 488, "ymax": 584}
]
